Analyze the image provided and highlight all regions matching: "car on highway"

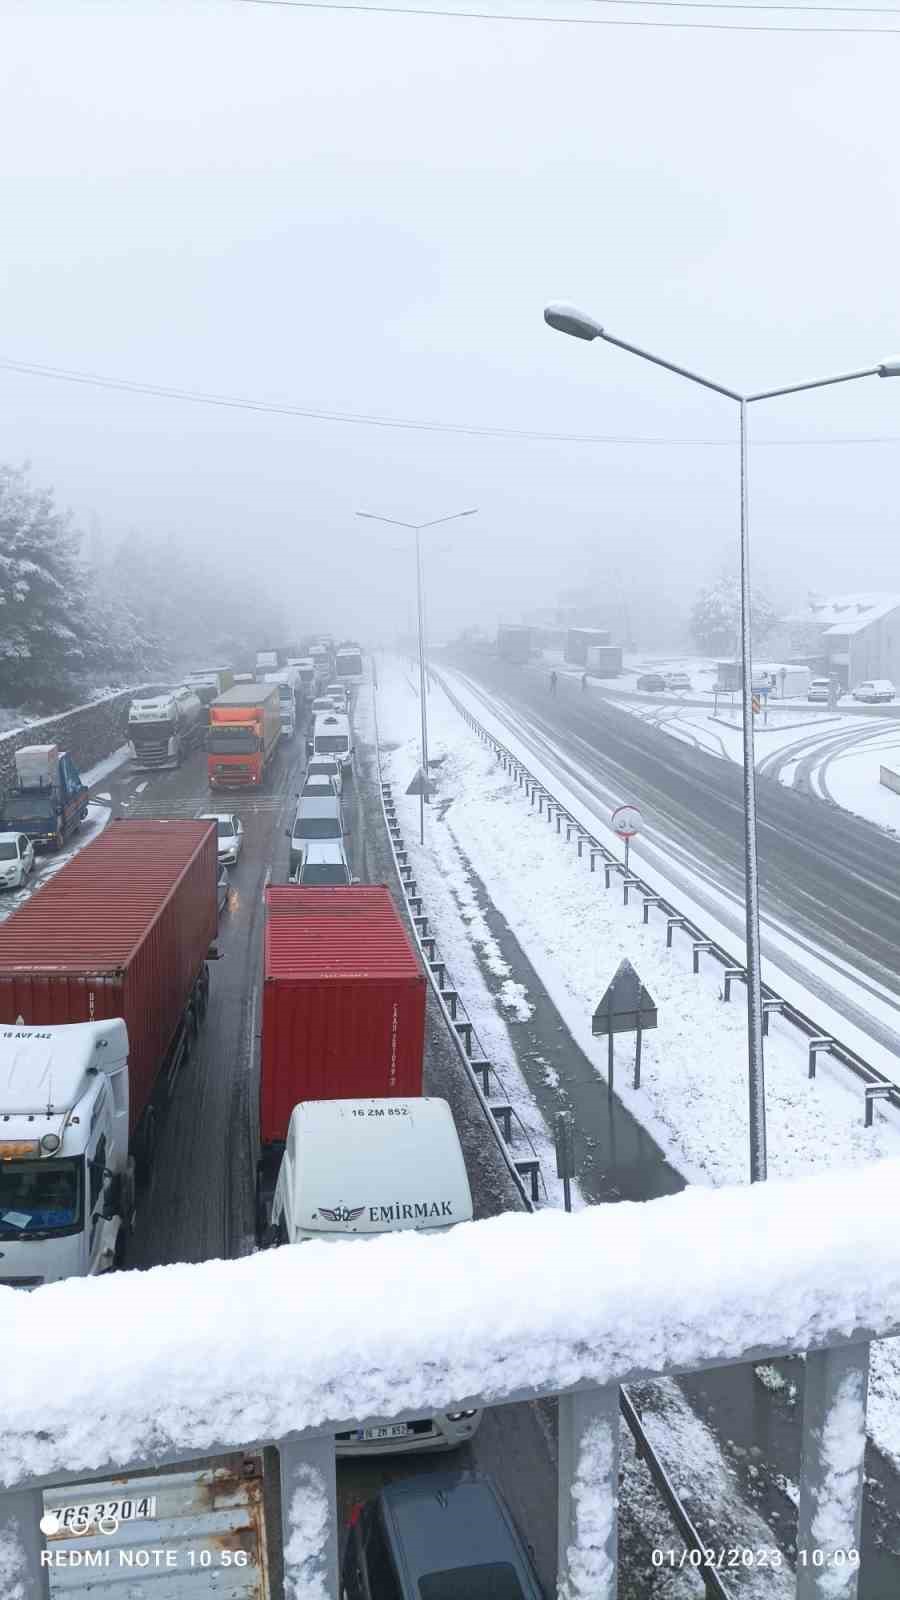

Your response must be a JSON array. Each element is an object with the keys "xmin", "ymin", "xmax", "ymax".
[
  {"xmin": 636, "ymin": 673, "xmax": 667, "ymax": 692},
  {"xmin": 300, "ymin": 774, "xmax": 339, "ymax": 802},
  {"xmin": 325, "ymin": 680, "xmax": 349, "ymax": 711},
  {"xmin": 664, "ymin": 671, "xmax": 692, "ymax": 691},
  {"xmin": 807, "ymin": 678, "xmax": 833, "ymax": 703},
  {"xmin": 290, "ymin": 839, "xmax": 357, "ymax": 886},
  {"xmin": 311, "ymin": 696, "xmax": 336, "ymax": 717},
  {"xmin": 288, "ymin": 793, "xmax": 346, "ymax": 875},
  {"xmin": 852, "ymin": 679, "xmax": 895, "ymax": 703},
  {"xmin": 0, "ymin": 833, "xmax": 35, "ymax": 891},
  {"xmin": 306, "ymin": 755, "xmax": 343, "ymax": 796},
  {"xmin": 197, "ymin": 812, "xmax": 244, "ymax": 866},
  {"xmin": 342, "ymin": 1471, "xmax": 545, "ymax": 1600}
]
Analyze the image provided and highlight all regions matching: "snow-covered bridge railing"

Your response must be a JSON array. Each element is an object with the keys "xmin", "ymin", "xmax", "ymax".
[{"xmin": 3, "ymin": 1160, "xmax": 900, "ymax": 1599}]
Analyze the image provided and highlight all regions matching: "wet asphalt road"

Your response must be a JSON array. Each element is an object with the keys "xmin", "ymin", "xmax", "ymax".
[{"xmin": 447, "ymin": 650, "xmax": 900, "ymax": 1051}]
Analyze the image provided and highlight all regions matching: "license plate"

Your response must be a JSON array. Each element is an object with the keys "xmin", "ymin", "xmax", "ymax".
[
  {"xmin": 51, "ymin": 1496, "xmax": 158, "ymax": 1534},
  {"xmin": 356, "ymin": 1424, "xmax": 410, "ymax": 1442}
]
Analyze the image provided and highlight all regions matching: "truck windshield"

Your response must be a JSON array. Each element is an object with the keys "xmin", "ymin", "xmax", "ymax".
[
  {"xmin": 2, "ymin": 795, "xmax": 54, "ymax": 821},
  {"xmin": 208, "ymin": 729, "xmax": 260, "ymax": 753},
  {"xmin": 315, "ymin": 736, "xmax": 349, "ymax": 754},
  {"xmin": 293, "ymin": 817, "xmax": 341, "ymax": 839},
  {"xmin": 0, "ymin": 1159, "xmax": 83, "ymax": 1236}
]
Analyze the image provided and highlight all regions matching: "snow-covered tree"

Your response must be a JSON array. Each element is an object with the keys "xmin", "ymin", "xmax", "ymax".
[
  {"xmin": 689, "ymin": 573, "xmax": 778, "ymax": 656},
  {"xmin": 0, "ymin": 464, "xmax": 91, "ymax": 709}
]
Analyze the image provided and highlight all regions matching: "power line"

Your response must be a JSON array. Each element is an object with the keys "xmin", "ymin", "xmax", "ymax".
[
  {"xmin": 219, "ymin": 0, "xmax": 900, "ymax": 32},
  {"xmin": 3, "ymin": 355, "xmax": 899, "ymax": 447}
]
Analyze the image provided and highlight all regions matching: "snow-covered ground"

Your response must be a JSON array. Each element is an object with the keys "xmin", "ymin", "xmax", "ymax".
[{"xmin": 373, "ymin": 655, "xmax": 900, "ymax": 1471}]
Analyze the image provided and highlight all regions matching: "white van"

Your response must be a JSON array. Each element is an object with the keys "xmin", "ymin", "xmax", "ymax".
[
  {"xmin": 269, "ymin": 1098, "xmax": 480, "ymax": 1455},
  {"xmin": 312, "ymin": 710, "xmax": 353, "ymax": 771}
]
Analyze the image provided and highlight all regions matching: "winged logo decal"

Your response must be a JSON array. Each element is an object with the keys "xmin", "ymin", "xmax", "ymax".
[{"xmin": 318, "ymin": 1204, "xmax": 366, "ymax": 1223}]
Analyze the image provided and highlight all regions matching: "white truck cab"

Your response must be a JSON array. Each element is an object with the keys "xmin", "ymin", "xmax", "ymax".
[
  {"xmin": 0, "ymin": 1020, "xmax": 133, "ymax": 1288},
  {"xmin": 269, "ymin": 1097, "xmax": 481, "ymax": 1454}
]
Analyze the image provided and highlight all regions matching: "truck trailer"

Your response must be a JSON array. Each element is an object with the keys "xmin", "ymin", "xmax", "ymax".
[
  {"xmin": 127, "ymin": 686, "xmax": 206, "ymax": 769},
  {"xmin": 497, "ymin": 624, "xmax": 533, "ymax": 664},
  {"xmin": 183, "ymin": 666, "xmax": 234, "ymax": 705},
  {"xmin": 255, "ymin": 885, "xmax": 426, "ymax": 1241},
  {"xmin": 334, "ymin": 644, "xmax": 364, "ymax": 684},
  {"xmin": 207, "ymin": 683, "xmax": 281, "ymax": 789},
  {"xmin": 0, "ymin": 820, "xmax": 217, "ymax": 1285},
  {"xmin": 0, "ymin": 745, "xmax": 88, "ymax": 851}
]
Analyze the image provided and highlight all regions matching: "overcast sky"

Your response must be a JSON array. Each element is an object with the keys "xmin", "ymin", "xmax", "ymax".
[{"xmin": 2, "ymin": 0, "xmax": 899, "ymax": 645}]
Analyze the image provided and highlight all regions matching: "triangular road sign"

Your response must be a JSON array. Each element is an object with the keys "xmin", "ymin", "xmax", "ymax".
[{"xmin": 592, "ymin": 958, "xmax": 657, "ymax": 1037}]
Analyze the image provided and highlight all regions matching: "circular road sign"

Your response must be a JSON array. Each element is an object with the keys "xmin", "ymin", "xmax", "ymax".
[{"xmin": 611, "ymin": 803, "xmax": 643, "ymax": 840}]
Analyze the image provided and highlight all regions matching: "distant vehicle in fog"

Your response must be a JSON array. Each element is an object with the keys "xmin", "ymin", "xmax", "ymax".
[
  {"xmin": 853, "ymin": 679, "xmax": 895, "ymax": 703},
  {"xmin": 664, "ymin": 671, "xmax": 692, "ymax": 692},
  {"xmin": 335, "ymin": 645, "xmax": 364, "ymax": 684},
  {"xmin": 128, "ymin": 687, "xmax": 205, "ymax": 769},
  {"xmin": 808, "ymin": 678, "xmax": 833, "ymax": 703},
  {"xmin": 183, "ymin": 667, "xmax": 233, "ymax": 704},
  {"xmin": 636, "ymin": 673, "xmax": 667, "ymax": 693},
  {"xmin": 255, "ymin": 649, "xmax": 280, "ymax": 672}
]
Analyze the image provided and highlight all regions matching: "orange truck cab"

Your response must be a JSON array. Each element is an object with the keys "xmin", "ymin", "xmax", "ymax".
[{"xmin": 207, "ymin": 684, "xmax": 281, "ymax": 789}]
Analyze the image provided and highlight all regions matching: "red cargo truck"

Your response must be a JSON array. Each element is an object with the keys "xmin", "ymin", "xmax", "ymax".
[
  {"xmin": 207, "ymin": 683, "xmax": 281, "ymax": 790},
  {"xmin": 0, "ymin": 819, "xmax": 217, "ymax": 1183},
  {"xmin": 256, "ymin": 885, "xmax": 426, "ymax": 1240}
]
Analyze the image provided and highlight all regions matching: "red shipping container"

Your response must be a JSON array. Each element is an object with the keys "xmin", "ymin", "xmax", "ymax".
[
  {"xmin": 0, "ymin": 820, "xmax": 217, "ymax": 1137},
  {"xmin": 261, "ymin": 886, "xmax": 426, "ymax": 1146}
]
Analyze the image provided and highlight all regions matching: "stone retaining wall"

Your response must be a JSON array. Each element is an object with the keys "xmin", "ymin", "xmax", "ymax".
[{"xmin": 0, "ymin": 686, "xmax": 163, "ymax": 794}]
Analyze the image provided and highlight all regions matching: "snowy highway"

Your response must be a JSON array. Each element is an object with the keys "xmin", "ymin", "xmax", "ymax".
[{"xmin": 447, "ymin": 650, "xmax": 900, "ymax": 1063}]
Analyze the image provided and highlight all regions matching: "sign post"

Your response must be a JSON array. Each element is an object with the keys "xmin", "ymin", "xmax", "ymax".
[
  {"xmin": 406, "ymin": 768, "xmax": 435, "ymax": 845},
  {"xmin": 592, "ymin": 960, "xmax": 658, "ymax": 1093},
  {"xmin": 554, "ymin": 1111, "xmax": 576, "ymax": 1213},
  {"xmin": 610, "ymin": 803, "xmax": 642, "ymax": 875}
]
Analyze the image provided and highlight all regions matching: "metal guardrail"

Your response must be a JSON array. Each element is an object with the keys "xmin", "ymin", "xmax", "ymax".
[
  {"xmin": 371, "ymin": 686, "xmax": 542, "ymax": 1210},
  {"xmin": 436, "ymin": 669, "xmax": 900, "ymax": 1126},
  {"xmin": 373, "ymin": 674, "xmax": 737, "ymax": 1598}
]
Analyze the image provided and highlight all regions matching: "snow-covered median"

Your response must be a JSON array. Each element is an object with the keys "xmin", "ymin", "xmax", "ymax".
[{"xmin": 2, "ymin": 1160, "xmax": 899, "ymax": 1486}]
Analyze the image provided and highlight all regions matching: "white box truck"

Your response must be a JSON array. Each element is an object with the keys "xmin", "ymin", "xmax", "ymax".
[{"xmin": 267, "ymin": 1097, "xmax": 482, "ymax": 1455}]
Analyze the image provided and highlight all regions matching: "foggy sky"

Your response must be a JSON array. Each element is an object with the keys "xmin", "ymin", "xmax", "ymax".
[{"xmin": 2, "ymin": 0, "xmax": 899, "ymax": 647}]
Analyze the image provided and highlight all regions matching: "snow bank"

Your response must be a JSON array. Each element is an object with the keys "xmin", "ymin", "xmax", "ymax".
[
  {"xmin": 2, "ymin": 1161, "xmax": 900, "ymax": 1487},
  {"xmin": 284, "ymin": 1469, "xmax": 331, "ymax": 1600}
]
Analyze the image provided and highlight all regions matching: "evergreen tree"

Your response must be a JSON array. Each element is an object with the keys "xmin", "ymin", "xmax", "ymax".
[
  {"xmin": 0, "ymin": 465, "xmax": 90, "ymax": 709},
  {"xmin": 689, "ymin": 573, "xmax": 778, "ymax": 656}
]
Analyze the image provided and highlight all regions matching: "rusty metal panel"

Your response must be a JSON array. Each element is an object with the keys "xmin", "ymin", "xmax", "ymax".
[{"xmin": 41, "ymin": 1453, "xmax": 270, "ymax": 1597}]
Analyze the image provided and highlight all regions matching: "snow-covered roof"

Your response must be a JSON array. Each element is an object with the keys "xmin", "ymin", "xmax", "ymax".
[
  {"xmin": 790, "ymin": 593, "xmax": 900, "ymax": 637},
  {"xmin": 2, "ymin": 1159, "xmax": 900, "ymax": 1486}
]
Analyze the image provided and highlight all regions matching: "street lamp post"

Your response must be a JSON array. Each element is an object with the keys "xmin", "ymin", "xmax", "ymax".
[
  {"xmin": 357, "ymin": 507, "xmax": 478, "ymax": 844},
  {"xmin": 545, "ymin": 303, "xmax": 900, "ymax": 1183}
]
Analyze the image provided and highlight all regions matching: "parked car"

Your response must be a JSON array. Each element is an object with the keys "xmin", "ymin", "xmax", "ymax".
[
  {"xmin": 288, "ymin": 793, "xmax": 345, "ymax": 875},
  {"xmin": 807, "ymin": 678, "xmax": 833, "ymax": 703},
  {"xmin": 217, "ymin": 865, "xmax": 230, "ymax": 915},
  {"xmin": 342, "ymin": 1471, "xmax": 545, "ymax": 1600},
  {"xmin": 852, "ymin": 679, "xmax": 895, "ymax": 703},
  {"xmin": 306, "ymin": 756, "xmax": 343, "ymax": 796},
  {"xmin": 636, "ymin": 673, "xmax": 667, "ymax": 693},
  {"xmin": 0, "ymin": 832, "xmax": 35, "ymax": 891},
  {"xmin": 290, "ymin": 839, "xmax": 357, "ymax": 886},
  {"xmin": 664, "ymin": 671, "xmax": 692, "ymax": 691},
  {"xmin": 197, "ymin": 812, "xmax": 244, "ymax": 866}
]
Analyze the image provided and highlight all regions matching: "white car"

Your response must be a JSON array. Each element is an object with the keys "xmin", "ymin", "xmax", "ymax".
[
  {"xmin": 0, "ymin": 833, "xmax": 35, "ymax": 891},
  {"xmin": 807, "ymin": 678, "xmax": 833, "ymax": 703},
  {"xmin": 288, "ymin": 794, "xmax": 345, "ymax": 875},
  {"xmin": 310, "ymin": 696, "xmax": 336, "ymax": 717},
  {"xmin": 306, "ymin": 756, "xmax": 343, "ymax": 797},
  {"xmin": 197, "ymin": 812, "xmax": 244, "ymax": 867},
  {"xmin": 290, "ymin": 839, "xmax": 357, "ymax": 886},
  {"xmin": 300, "ymin": 775, "xmax": 339, "ymax": 802},
  {"xmin": 325, "ymin": 681, "xmax": 349, "ymax": 711},
  {"xmin": 852, "ymin": 679, "xmax": 895, "ymax": 703},
  {"xmin": 664, "ymin": 671, "xmax": 692, "ymax": 692}
]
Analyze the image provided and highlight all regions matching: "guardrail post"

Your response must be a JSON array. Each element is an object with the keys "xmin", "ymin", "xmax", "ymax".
[
  {"xmin": 515, "ymin": 1158, "xmax": 541, "ymax": 1202},
  {"xmin": 723, "ymin": 967, "xmax": 745, "ymax": 1002},
  {"xmin": 762, "ymin": 999, "xmax": 785, "ymax": 1037},
  {"xmin": 692, "ymin": 939, "xmax": 714, "ymax": 974},
  {"xmin": 0, "ymin": 1488, "xmax": 51, "ymax": 1599},
  {"xmin": 796, "ymin": 1344, "xmax": 869, "ymax": 1600},
  {"xmin": 643, "ymin": 895, "xmax": 664, "ymax": 924},
  {"xmin": 557, "ymin": 1385, "xmax": 619, "ymax": 1600},
  {"xmin": 666, "ymin": 916, "xmax": 688, "ymax": 948},
  {"xmin": 865, "ymin": 1085, "xmax": 893, "ymax": 1127},
  {"xmin": 622, "ymin": 875, "xmax": 641, "ymax": 906},
  {"xmin": 590, "ymin": 849, "xmax": 605, "ymax": 873},
  {"xmin": 279, "ymin": 1433, "xmax": 340, "ymax": 1600},
  {"xmin": 807, "ymin": 1037, "xmax": 833, "ymax": 1080}
]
